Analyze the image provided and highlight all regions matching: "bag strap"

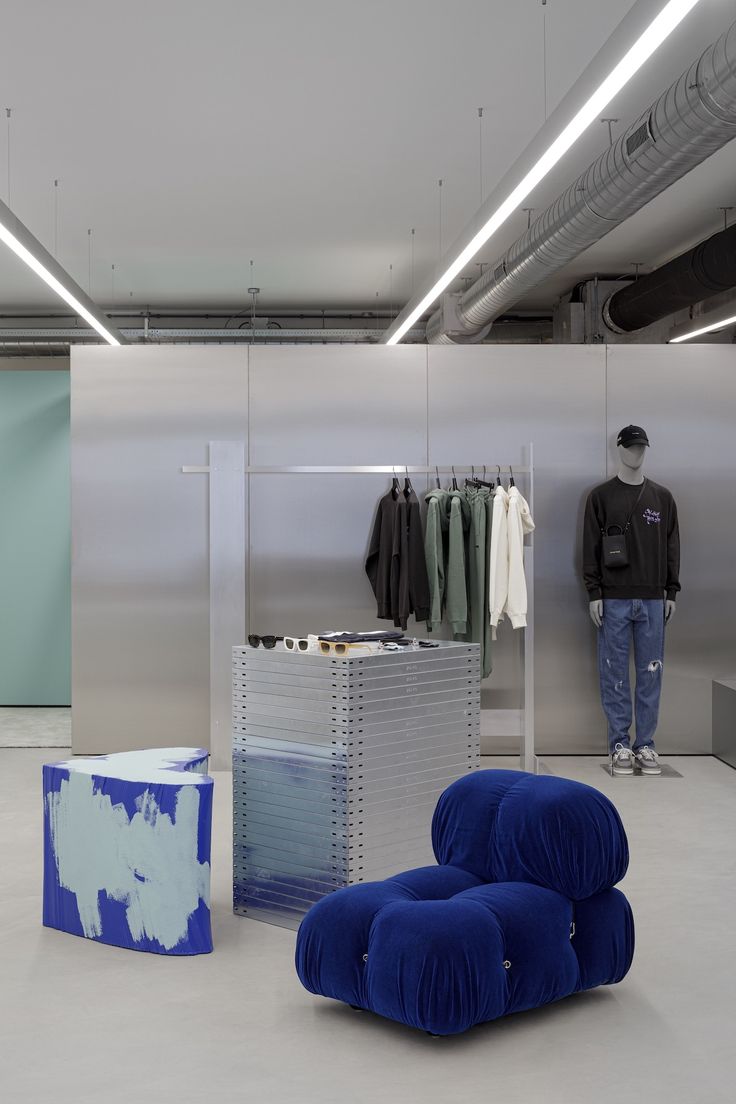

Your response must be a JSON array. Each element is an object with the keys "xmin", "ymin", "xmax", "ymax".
[
  {"xmin": 622, "ymin": 479, "xmax": 647, "ymax": 533},
  {"xmin": 602, "ymin": 479, "xmax": 647, "ymax": 536}
]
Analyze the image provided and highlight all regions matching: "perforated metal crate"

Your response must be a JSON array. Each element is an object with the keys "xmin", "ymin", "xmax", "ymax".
[{"xmin": 232, "ymin": 641, "xmax": 481, "ymax": 929}]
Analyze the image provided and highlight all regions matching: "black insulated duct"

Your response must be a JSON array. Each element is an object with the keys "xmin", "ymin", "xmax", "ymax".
[{"xmin": 603, "ymin": 222, "xmax": 736, "ymax": 333}]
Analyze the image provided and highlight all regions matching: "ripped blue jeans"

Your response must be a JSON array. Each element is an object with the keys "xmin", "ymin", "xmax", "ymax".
[{"xmin": 598, "ymin": 598, "xmax": 665, "ymax": 754}]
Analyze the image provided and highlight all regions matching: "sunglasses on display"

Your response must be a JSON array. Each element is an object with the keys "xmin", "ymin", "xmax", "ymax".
[
  {"xmin": 248, "ymin": 634, "xmax": 283, "ymax": 649},
  {"xmin": 284, "ymin": 637, "xmax": 310, "ymax": 652},
  {"xmin": 318, "ymin": 640, "xmax": 373, "ymax": 655}
]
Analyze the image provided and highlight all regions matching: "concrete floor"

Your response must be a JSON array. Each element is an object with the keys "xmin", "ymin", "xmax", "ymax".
[
  {"xmin": 0, "ymin": 707, "xmax": 71, "ymax": 747},
  {"xmin": 1, "ymin": 740, "xmax": 733, "ymax": 1104}
]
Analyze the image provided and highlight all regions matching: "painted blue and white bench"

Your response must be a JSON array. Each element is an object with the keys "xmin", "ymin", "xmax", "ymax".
[{"xmin": 43, "ymin": 748, "xmax": 213, "ymax": 955}]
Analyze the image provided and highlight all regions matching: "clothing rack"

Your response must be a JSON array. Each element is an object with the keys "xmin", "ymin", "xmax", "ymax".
[
  {"xmin": 183, "ymin": 464, "xmax": 532, "ymax": 474},
  {"xmin": 182, "ymin": 443, "xmax": 536, "ymax": 774}
]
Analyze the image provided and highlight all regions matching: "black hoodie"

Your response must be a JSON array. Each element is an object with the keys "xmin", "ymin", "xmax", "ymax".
[{"xmin": 366, "ymin": 487, "xmax": 430, "ymax": 630}]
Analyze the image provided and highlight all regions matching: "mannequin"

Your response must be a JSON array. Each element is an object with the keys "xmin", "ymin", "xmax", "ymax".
[
  {"xmin": 582, "ymin": 426, "xmax": 680, "ymax": 776},
  {"xmin": 589, "ymin": 443, "xmax": 676, "ymax": 628}
]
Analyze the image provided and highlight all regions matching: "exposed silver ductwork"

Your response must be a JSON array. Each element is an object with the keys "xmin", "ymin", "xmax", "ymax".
[{"xmin": 427, "ymin": 17, "xmax": 736, "ymax": 343}]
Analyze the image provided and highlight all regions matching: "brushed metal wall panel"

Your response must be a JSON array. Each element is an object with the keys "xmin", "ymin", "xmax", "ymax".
[
  {"xmin": 427, "ymin": 345, "xmax": 607, "ymax": 754},
  {"xmin": 71, "ymin": 346, "xmax": 247, "ymax": 754},
  {"xmin": 248, "ymin": 345, "xmax": 427, "ymax": 465},
  {"xmin": 606, "ymin": 345, "xmax": 736, "ymax": 753},
  {"xmin": 73, "ymin": 344, "xmax": 732, "ymax": 760},
  {"xmin": 248, "ymin": 472, "xmax": 427, "ymax": 637}
]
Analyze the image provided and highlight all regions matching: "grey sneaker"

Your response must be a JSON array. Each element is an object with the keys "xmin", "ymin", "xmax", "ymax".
[
  {"xmin": 611, "ymin": 743, "xmax": 634, "ymax": 776},
  {"xmin": 634, "ymin": 746, "xmax": 662, "ymax": 775}
]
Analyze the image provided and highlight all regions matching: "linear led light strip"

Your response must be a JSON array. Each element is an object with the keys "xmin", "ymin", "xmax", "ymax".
[
  {"xmin": 0, "ymin": 217, "xmax": 121, "ymax": 346},
  {"xmin": 670, "ymin": 311, "xmax": 736, "ymax": 342},
  {"xmin": 386, "ymin": 0, "xmax": 702, "ymax": 345}
]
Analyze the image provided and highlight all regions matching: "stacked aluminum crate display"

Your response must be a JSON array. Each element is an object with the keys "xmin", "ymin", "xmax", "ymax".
[{"xmin": 232, "ymin": 640, "xmax": 481, "ymax": 930}]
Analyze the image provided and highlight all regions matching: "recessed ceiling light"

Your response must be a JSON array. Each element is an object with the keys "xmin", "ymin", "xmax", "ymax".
[{"xmin": 385, "ymin": 0, "xmax": 703, "ymax": 346}]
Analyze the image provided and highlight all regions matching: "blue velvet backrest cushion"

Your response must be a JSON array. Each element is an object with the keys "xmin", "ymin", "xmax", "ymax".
[{"xmin": 431, "ymin": 770, "xmax": 629, "ymax": 900}]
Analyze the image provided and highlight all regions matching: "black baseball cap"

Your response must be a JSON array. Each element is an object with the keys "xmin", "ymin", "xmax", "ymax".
[{"xmin": 617, "ymin": 425, "xmax": 650, "ymax": 448}]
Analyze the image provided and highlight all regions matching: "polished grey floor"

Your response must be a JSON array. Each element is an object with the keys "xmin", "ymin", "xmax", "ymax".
[
  {"xmin": 0, "ymin": 707, "xmax": 71, "ymax": 747},
  {"xmin": 1, "ymin": 740, "xmax": 733, "ymax": 1104}
]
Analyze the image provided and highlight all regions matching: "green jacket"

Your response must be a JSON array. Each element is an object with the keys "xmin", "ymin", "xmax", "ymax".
[
  {"xmin": 447, "ymin": 489, "xmax": 471, "ymax": 636},
  {"xmin": 424, "ymin": 489, "xmax": 450, "ymax": 632}
]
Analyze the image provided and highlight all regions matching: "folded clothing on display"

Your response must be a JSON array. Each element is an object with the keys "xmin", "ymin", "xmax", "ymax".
[
  {"xmin": 318, "ymin": 630, "xmax": 405, "ymax": 644},
  {"xmin": 319, "ymin": 631, "xmax": 439, "ymax": 650}
]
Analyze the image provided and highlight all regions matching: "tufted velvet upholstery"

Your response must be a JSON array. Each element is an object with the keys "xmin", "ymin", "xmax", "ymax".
[{"xmin": 295, "ymin": 770, "xmax": 634, "ymax": 1036}]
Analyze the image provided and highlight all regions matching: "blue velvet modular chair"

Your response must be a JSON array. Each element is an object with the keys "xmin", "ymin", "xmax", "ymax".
[{"xmin": 295, "ymin": 769, "xmax": 634, "ymax": 1036}]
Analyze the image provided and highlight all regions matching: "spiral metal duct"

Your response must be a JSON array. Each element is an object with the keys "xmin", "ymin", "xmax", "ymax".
[{"xmin": 427, "ymin": 17, "xmax": 736, "ymax": 343}]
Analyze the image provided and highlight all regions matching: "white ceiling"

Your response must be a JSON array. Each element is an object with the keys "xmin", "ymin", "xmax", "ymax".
[{"xmin": 0, "ymin": 0, "xmax": 734, "ymax": 317}]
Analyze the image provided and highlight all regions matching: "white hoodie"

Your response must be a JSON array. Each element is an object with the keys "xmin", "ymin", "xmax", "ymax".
[
  {"xmin": 488, "ymin": 484, "xmax": 509, "ymax": 629},
  {"xmin": 505, "ymin": 486, "xmax": 535, "ymax": 629}
]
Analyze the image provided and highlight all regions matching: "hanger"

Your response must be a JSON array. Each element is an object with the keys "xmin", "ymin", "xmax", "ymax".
[
  {"xmin": 496, "ymin": 465, "xmax": 502, "ymax": 488},
  {"xmin": 435, "ymin": 465, "xmax": 441, "ymax": 489},
  {"xmin": 391, "ymin": 467, "xmax": 401, "ymax": 498},
  {"xmin": 404, "ymin": 465, "xmax": 413, "ymax": 496},
  {"xmin": 451, "ymin": 465, "xmax": 458, "ymax": 491},
  {"xmin": 471, "ymin": 463, "xmax": 493, "ymax": 489},
  {"xmin": 509, "ymin": 465, "xmax": 515, "ymax": 488}
]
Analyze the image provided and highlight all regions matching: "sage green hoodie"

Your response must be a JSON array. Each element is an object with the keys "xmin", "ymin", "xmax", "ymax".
[
  {"xmin": 424, "ymin": 488, "xmax": 450, "ymax": 632},
  {"xmin": 447, "ymin": 489, "xmax": 471, "ymax": 636},
  {"xmin": 465, "ymin": 484, "xmax": 493, "ymax": 678}
]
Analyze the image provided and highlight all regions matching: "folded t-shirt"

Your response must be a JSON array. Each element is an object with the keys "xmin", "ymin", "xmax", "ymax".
[{"xmin": 317, "ymin": 630, "xmax": 405, "ymax": 643}]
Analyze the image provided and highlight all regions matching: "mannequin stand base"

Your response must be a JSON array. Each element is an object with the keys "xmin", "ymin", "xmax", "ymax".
[{"xmin": 600, "ymin": 762, "xmax": 682, "ymax": 779}]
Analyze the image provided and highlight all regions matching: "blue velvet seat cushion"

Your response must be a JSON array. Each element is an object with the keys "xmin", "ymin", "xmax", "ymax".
[
  {"xmin": 295, "ymin": 866, "xmax": 634, "ymax": 1036},
  {"xmin": 296, "ymin": 866, "xmax": 482, "ymax": 1009},
  {"xmin": 431, "ymin": 770, "xmax": 629, "ymax": 901}
]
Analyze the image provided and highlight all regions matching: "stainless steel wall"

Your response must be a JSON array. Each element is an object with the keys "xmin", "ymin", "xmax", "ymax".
[
  {"xmin": 428, "ymin": 346, "xmax": 607, "ymax": 752},
  {"xmin": 606, "ymin": 345, "xmax": 736, "ymax": 753},
  {"xmin": 71, "ymin": 346, "xmax": 247, "ymax": 755},
  {"xmin": 247, "ymin": 344, "xmax": 428, "ymax": 644},
  {"xmin": 71, "ymin": 343, "xmax": 736, "ymax": 758}
]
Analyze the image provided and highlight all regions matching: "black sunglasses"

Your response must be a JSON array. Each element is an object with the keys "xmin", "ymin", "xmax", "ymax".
[{"xmin": 248, "ymin": 634, "xmax": 283, "ymax": 649}]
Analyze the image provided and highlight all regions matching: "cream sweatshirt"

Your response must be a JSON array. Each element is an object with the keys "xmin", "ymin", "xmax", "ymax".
[
  {"xmin": 488, "ymin": 485, "xmax": 509, "ymax": 629},
  {"xmin": 505, "ymin": 486, "xmax": 535, "ymax": 629}
]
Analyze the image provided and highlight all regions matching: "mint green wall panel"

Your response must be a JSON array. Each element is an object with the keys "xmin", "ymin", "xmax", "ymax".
[{"xmin": 0, "ymin": 372, "xmax": 70, "ymax": 704}]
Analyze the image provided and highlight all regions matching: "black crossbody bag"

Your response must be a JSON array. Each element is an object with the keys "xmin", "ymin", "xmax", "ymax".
[{"xmin": 601, "ymin": 480, "xmax": 647, "ymax": 569}]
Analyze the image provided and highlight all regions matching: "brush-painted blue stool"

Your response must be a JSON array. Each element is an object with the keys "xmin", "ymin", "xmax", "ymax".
[
  {"xmin": 43, "ymin": 748, "xmax": 213, "ymax": 955},
  {"xmin": 296, "ymin": 769, "xmax": 634, "ymax": 1035}
]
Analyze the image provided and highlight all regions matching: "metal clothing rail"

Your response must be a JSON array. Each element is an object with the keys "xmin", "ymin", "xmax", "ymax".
[{"xmin": 182, "ymin": 464, "xmax": 532, "ymax": 475}]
